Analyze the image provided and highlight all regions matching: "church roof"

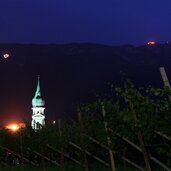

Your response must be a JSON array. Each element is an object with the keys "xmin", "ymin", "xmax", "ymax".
[{"xmin": 32, "ymin": 76, "xmax": 45, "ymax": 107}]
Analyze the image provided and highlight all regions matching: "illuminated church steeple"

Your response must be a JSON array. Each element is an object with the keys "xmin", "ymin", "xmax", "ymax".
[{"xmin": 31, "ymin": 76, "xmax": 45, "ymax": 130}]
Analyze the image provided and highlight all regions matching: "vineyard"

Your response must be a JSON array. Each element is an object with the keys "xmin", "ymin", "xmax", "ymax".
[{"xmin": 0, "ymin": 67, "xmax": 171, "ymax": 171}]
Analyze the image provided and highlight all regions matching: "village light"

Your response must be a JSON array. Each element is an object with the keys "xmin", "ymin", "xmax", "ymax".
[
  {"xmin": 147, "ymin": 41, "xmax": 156, "ymax": 45},
  {"xmin": 3, "ymin": 53, "xmax": 10, "ymax": 59}
]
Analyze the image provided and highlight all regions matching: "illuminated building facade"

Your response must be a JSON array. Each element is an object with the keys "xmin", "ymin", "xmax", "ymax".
[{"xmin": 31, "ymin": 77, "xmax": 45, "ymax": 130}]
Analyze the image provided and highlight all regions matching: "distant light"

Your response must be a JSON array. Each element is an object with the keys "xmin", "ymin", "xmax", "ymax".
[
  {"xmin": 53, "ymin": 120, "xmax": 56, "ymax": 124},
  {"xmin": 3, "ymin": 53, "xmax": 10, "ymax": 59},
  {"xmin": 147, "ymin": 41, "xmax": 156, "ymax": 45}
]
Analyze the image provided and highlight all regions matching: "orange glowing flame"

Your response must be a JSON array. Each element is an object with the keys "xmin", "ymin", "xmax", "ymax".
[
  {"xmin": 6, "ymin": 124, "xmax": 19, "ymax": 132},
  {"xmin": 6, "ymin": 123, "xmax": 26, "ymax": 132}
]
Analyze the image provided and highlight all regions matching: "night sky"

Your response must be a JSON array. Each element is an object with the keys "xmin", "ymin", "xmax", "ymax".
[{"xmin": 0, "ymin": 0, "xmax": 171, "ymax": 45}]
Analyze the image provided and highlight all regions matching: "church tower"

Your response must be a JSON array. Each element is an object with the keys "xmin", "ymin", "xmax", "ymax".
[{"xmin": 31, "ymin": 76, "xmax": 45, "ymax": 130}]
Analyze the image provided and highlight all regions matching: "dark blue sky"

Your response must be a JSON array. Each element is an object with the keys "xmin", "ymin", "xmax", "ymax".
[{"xmin": 0, "ymin": 0, "xmax": 171, "ymax": 45}]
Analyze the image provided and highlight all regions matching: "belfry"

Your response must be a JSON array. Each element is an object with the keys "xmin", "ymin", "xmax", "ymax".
[{"xmin": 31, "ymin": 76, "xmax": 45, "ymax": 130}]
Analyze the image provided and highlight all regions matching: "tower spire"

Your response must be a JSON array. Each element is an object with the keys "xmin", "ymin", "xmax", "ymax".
[
  {"xmin": 31, "ymin": 76, "xmax": 46, "ymax": 130},
  {"xmin": 34, "ymin": 75, "xmax": 41, "ymax": 98},
  {"xmin": 32, "ymin": 76, "xmax": 45, "ymax": 107}
]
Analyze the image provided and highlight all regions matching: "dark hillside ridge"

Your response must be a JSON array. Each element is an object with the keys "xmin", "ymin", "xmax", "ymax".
[{"xmin": 0, "ymin": 43, "xmax": 170, "ymax": 125}]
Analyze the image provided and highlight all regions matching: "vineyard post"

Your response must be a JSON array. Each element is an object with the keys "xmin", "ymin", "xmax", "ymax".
[
  {"xmin": 58, "ymin": 119, "xmax": 65, "ymax": 171},
  {"xmin": 101, "ymin": 103, "xmax": 116, "ymax": 171},
  {"xmin": 38, "ymin": 127, "xmax": 46, "ymax": 171},
  {"xmin": 128, "ymin": 101, "xmax": 152, "ymax": 171},
  {"xmin": 159, "ymin": 67, "xmax": 171, "ymax": 103},
  {"xmin": 78, "ymin": 109, "xmax": 89, "ymax": 171},
  {"xmin": 20, "ymin": 130, "xmax": 24, "ymax": 171}
]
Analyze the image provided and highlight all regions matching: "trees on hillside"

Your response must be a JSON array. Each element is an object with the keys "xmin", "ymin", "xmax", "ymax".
[{"xmin": 0, "ymin": 81, "xmax": 171, "ymax": 170}]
